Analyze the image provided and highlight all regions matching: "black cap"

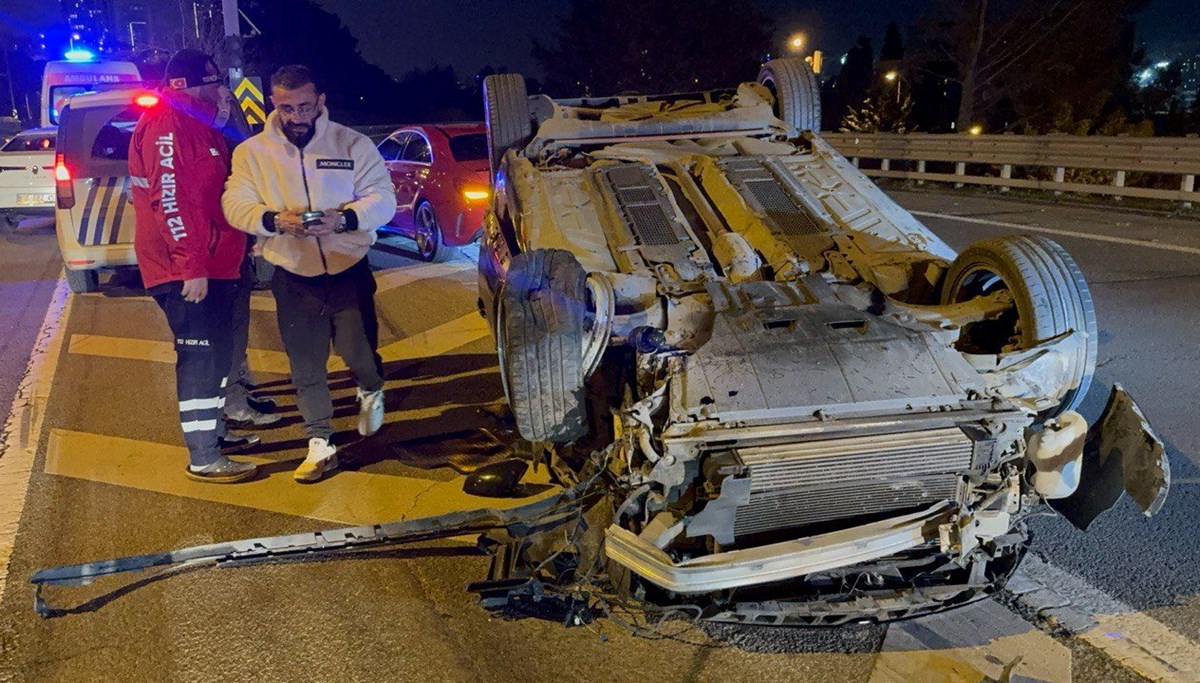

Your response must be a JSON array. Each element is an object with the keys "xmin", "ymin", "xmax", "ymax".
[{"xmin": 165, "ymin": 49, "xmax": 221, "ymax": 90}]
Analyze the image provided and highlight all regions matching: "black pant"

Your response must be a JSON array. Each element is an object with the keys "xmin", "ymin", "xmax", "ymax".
[
  {"xmin": 225, "ymin": 258, "xmax": 255, "ymax": 414},
  {"xmin": 272, "ymin": 257, "xmax": 384, "ymax": 440},
  {"xmin": 151, "ymin": 279, "xmax": 235, "ymax": 467}
]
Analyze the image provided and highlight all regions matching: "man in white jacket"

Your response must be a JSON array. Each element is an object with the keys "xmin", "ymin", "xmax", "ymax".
[{"xmin": 222, "ymin": 65, "xmax": 397, "ymax": 482}]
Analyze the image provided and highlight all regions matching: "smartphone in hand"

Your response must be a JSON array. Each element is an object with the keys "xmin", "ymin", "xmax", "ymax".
[{"xmin": 301, "ymin": 210, "xmax": 325, "ymax": 228}]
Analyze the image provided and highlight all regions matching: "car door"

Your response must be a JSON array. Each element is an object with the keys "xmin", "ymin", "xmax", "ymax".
[
  {"xmin": 394, "ymin": 131, "xmax": 433, "ymax": 231},
  {"xmin": 377, "ymin": 133, "xmax": 407, "ymax": 228}
]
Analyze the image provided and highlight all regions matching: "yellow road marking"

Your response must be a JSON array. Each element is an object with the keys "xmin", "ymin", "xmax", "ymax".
[
  {"xmin": 44, "ymin": 428, "xmax": 552, "ymax": 526},
  {"xmin": 68, "ymin": 312, "xmax": 492, "ymax": 375},
  {"xmin": 247, "ymin": 261, "xmax": 473, "ymax": 313},
  {"xmin": 0, "ymin": 279, "xmax": 72, "ymax": 604},
  {"xmin": 868, "ymin": 599, "xmax": 1070, "ymax": 682}
]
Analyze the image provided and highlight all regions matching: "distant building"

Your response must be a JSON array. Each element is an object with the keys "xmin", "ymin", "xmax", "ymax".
[
  {"xmin": 111, "ymin": 1, "xmax": 152, "ymax": 51},
  {"xmin": 60, "ymin": 0, "xmax": 226, "ymax": 55},
  {"xmin": 61, "ymin": 0, "xmax": 115, "ymax": 52},
  {"xmin": 1181, "ymin": 54, "xmax": 1199, "ymax": 106}
]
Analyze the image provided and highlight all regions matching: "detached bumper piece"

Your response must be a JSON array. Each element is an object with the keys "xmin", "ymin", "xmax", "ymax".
[
  {"xmin": 30, "ymin": 482, "xmax": 596, "ymax": 618},
  {"xmin": 604, "ymin": 502, "xmax": 953, "ymax": 594},
  {"xmin": 1052, "ymin": 384, "xmax": 1171, "ymax": 530}
]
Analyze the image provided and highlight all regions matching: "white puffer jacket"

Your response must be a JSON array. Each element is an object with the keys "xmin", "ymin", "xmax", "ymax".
[{"xmin": 222, "ymin": 109, "xmax": 397, "ymax": 276}]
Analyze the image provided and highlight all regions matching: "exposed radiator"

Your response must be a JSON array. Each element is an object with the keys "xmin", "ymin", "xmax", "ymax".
[{"xmin": 730, "ymin": 428, "xmax": 973, "ymax": 538}]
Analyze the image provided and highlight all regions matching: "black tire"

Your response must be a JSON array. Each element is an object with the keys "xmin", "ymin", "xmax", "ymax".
[
  {"xmin": 941, "ymin": 235, "xmax": 1098, "ymax": 417},
  {"xmin": 65, "ymin": 268, "xmax": 98, "ymax": 294},
  {"xmin": 758, "ymin": 58, "xmax": 821, "ymax": 133},
  {"xmin": 499, "ymin": 249, "xmax": 587, "ymax": 444},
  {"xmin": 483, "ymin": 73, "xmax": 531, "ymax": 180},
  {"xmin": 413, "ymin": 200, "xmax": 453, "ymax": 263}
]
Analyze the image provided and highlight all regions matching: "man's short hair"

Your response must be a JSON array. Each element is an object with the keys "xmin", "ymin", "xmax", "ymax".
[{"xmin": 270, "ymin": 65, "xmax": 322, "ymax": 94}]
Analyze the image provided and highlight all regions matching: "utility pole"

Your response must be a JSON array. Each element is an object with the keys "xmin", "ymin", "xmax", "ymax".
[
  {"xmin": 222, "ymin": 0, "xmax": 243, "ymax": 82},
  {"xmin": 2, "ymin": 34, "xmax": 16, "ymax": 119}
]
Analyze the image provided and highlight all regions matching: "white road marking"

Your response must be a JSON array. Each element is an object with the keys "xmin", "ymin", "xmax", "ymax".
[
  {"xmin": 913, "ymin": 210, "xmax": 1200, "ymax": 256},
  {"xmin": 0, "ymin": 278, "xmax": 71, "ymax": 605}
]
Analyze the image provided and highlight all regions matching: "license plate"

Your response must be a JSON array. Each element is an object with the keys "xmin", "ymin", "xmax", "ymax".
[{"xmin": 16, "ymin": 193, "xmax": 53, "ymax": 206}]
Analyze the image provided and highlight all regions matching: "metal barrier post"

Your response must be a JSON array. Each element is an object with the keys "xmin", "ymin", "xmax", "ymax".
[
  {"xmin": 1183, "ymin": 174, "xmax": 1195, "ymax": 209},
  {"xmin": 1054, "ymin": 167, "xmax": 1065, "ymax": 196},
  {"xmin": 955, "ymin": 162, "xmax": 966, "ymax": 189},
  {"xmin": 1113, "ymin": 170, "xmax": 1126, "ymax": 202},
  {"xmin": 917, "ymin": 160, "xmax": 926, "ymax": 185},
  {"xmin": 1001, "ymin": 164, "xmax": 1012, "ymax": 193}
]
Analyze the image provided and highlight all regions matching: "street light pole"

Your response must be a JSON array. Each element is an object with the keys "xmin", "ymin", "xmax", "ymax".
[
  {"xmin": 222, "ymin": 0, "xmax": 243, "ymax": 82},
  {"xmin": 2, "ymin": 34, "xmax": 17, "ymax": 119}
]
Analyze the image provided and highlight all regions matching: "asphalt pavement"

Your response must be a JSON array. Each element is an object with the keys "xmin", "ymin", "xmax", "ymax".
[{"xmin": 0, "ymin": 190, "xmax": 1197, "ymax": 682}]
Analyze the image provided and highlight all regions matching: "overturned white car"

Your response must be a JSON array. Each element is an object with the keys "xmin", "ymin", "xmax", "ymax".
[{"xmin": 473, "ymin": 58, "xmax": 1169, "ymax": 624}]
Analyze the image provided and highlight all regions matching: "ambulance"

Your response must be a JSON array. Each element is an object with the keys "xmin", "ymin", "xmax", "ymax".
[{"xmin": 41, "ymin": 55, "xmax": 141, "ymax": 128}]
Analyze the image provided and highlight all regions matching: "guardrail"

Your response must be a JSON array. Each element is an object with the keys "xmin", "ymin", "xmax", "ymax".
[{"xmin": 822, "ymin": 132, "xmax": 1200, "ymax": 205}]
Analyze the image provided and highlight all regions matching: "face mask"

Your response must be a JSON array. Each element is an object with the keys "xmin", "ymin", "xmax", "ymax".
[{"xmin": 214, "ymin": 105, "xmax": 231, "ymax": 129}]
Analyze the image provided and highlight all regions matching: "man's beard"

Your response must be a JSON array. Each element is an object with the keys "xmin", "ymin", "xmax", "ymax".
[{"xmin": 283, "ymin": 122, "xmax": 315, "ymax": 147}]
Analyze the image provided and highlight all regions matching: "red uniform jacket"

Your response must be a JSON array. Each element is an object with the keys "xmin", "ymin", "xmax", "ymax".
[{"xmin": 129, "ymin": 90, "xmax": 246, "ymax": 290}]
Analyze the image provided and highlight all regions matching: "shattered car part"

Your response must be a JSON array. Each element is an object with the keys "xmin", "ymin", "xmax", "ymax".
[
  {"xmin": 1051, "ymin": 384, "xmax": 1171, "ymax": 530},
  {"xmin": 30, "ymin": 479, "xmax": 600, "ymax": 617}
]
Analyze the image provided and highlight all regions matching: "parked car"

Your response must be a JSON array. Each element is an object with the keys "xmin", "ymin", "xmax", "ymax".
[
  {"xmin": 0, "ymin": 127, "xmax": 57, "ymax": 226},
  {"xmin": 470, "ymin": 59, "xmax": 1170, "ymax": 624},
  {"xmin": 377, "ymin": 123, "xmax": 490, "ymax": 262}
]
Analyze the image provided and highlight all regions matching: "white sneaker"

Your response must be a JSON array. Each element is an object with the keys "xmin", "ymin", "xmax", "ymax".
[
  {"xmin": 357, "ymin": 388, "xmax": 385, "ymax": 437},
  {"xmin": 294, "ymin": 438, "xmax": 338, "ymax": 483}
]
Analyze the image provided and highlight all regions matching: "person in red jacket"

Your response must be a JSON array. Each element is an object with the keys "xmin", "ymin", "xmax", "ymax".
[{"xmin": 130, "ymin": 49, "xmax": 259, "ymax": 483}]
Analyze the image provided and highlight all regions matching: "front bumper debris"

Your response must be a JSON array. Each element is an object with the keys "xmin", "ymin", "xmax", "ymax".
[
  {"xmin": 604, "ymin": 502, "xmax": 953, "ymax": 594},
  {"xmin": 1052, "ymin": 384, "xmax": 1171, "ymax": 530},
  {"xmin": 30, "ymin": 480, "xmax": 597, "ymax": 617}
]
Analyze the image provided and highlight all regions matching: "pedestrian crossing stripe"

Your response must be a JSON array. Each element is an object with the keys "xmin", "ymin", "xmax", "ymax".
[
  {"xmin": 67, "ymin": 311, "xmax": 492, "ymax": 375},
  {"xmin": 44, "ymin": 428, "xmax": 554, "ymax": 526},
  {"xmin": 248, "ymin": 260, "xmax": 473, "ymax": 312}
]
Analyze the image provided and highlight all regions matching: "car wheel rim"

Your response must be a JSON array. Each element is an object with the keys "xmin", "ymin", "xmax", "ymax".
[{"xmin": 415, "ymin": 204, "xmax": 438, "ymax": 259}]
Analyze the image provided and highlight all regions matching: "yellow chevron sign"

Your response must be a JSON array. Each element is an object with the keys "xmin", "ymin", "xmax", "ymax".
[{"xmin": 233, "ymin": 76, "xmax": 266, "ymax": 125}]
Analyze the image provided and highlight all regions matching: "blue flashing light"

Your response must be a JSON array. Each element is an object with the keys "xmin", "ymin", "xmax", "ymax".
[{"xmin": 64, "ymin": 49, "xmax": 95, "ymax": 63}]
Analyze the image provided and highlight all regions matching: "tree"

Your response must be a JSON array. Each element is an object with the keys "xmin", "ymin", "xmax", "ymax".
[
  {"xmin": 535, "ymin": 0, "xmax": 772, "ymax": 96},
  {"xmin": 879, "ymin": 22, "xmax": 904, "ymax": 65},
  {"xmin": 841, "ymin": 91, "xmax": 914, "ymax": 133},
  {"xmin": 823, "ymin": 36, "xmax": 874, "ymax": 130},
  {"xmin": 238, "ymin": 0, "xmax": 403, "ymax": 122},
  {"xmin": 913, "ymin": 0, "xmax": 1150, "ymax": 132}
]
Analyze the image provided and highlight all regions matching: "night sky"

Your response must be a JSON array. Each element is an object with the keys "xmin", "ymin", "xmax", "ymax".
[{"xmin": 0, "ymin": 0, "xmax": 1194, "ymax": 79}]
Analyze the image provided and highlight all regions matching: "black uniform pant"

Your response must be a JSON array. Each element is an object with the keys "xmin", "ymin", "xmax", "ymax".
[
  {"xmin": 151, "ymin": 279, "xmax": 235, "ymax": 467},
  {"xmin": 224, "ymin": 258, "xmax": 255, "ymax": 415},
  {"xmin": 272, "ymin": 257, "xmax": 384, "ymax": 440}
]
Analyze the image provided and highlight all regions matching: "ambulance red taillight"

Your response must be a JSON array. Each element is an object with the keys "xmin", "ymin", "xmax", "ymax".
[
  {"xmin": 55, "ymin": 153, "xmax": 75, "ymax": 209},
  {"xmin": 134, "ymin": 93, "xmax": 160, "ymax": 108}
]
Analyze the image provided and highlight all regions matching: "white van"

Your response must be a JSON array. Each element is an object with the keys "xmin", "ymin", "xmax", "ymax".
[
  {"xmin": 54, "ymin": 87, "xmax": 256, "ymax": 294},
  {"xmin": 41, "ymin": 59, "xmax": 141, "ymax": 128}
]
